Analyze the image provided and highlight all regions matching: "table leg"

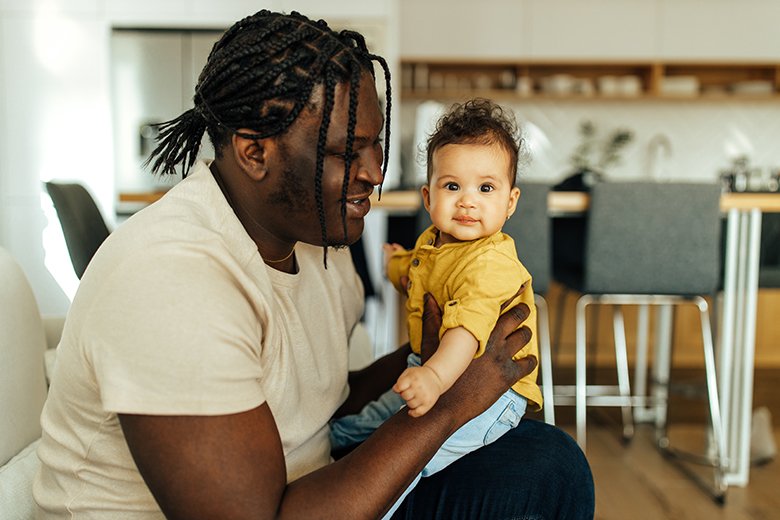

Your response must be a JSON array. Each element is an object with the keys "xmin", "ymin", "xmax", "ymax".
[{"xmin": 721, "ymin": 209, "xmax": 762, "ymax": 487}]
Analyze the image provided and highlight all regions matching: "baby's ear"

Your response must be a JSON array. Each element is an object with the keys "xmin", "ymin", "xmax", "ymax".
[
  {"xmin": 421, "ymin": 184, "xmax": 431, "ymax": 212},
  {"xmin": 506, "ymin": 186, "xmax": 521, "ymax": 217}
]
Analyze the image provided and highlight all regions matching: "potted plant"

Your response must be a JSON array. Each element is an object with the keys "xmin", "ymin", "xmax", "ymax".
[{"xmin": 555, "ymin": 120, "xmax": 634, "ymax": 191}]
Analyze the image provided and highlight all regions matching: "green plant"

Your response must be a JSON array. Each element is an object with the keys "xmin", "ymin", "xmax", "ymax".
[{"xmin": 570, "ymin": 120, "xmax": 634, "ymax": 173}]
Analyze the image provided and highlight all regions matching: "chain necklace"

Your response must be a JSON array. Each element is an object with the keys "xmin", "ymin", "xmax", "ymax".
[{"xmin": 210, "ymin": 163, "xmax": 295, "ymax": 265}]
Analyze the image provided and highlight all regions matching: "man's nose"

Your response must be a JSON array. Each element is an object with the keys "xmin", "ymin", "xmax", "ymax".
[{"xmin": 355, "ymin": 150, "xmax": 384, "ymax": 186}]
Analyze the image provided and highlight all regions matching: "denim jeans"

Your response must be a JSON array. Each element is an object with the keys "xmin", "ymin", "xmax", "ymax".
[
  {"xmin": 391, "ymin": 420, "xmax": 595, "ymax": 520},
  {"xmin": 331, "ymin": 354, "xmax": 576, "ymax": 519},
  {"xmin": 330, "ymin": 353, "xmax": 526, "ymax": 456}
]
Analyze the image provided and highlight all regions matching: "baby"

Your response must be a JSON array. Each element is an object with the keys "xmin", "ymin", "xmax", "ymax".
[{"xmin": 332, "ymin": 98, "xmax": 541, "ymax": 518}]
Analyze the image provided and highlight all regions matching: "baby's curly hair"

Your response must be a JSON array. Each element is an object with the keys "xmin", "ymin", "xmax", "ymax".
[{"xmin": 426, "ymin": 98, "xmax": 522, "ymax": 185}]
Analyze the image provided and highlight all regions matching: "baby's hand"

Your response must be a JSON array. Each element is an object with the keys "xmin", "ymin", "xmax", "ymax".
[
  {"xmin": 392, "ymin": 365, "xmax": 444, "ymax": 417},
  {"xmin": 383, "ymin": 243, "xmax": 405, "ymax": 274}
]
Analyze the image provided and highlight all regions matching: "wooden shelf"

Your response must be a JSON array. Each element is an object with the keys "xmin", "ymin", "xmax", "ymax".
[{"xmin": 401, "ymin": 59, "xmax": 780, "ymax": 102}]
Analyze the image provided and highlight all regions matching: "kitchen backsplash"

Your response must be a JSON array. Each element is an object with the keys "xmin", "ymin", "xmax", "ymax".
[{"xmin": 399, "ymin": 100, "xmax": 780, "ymax": 188}]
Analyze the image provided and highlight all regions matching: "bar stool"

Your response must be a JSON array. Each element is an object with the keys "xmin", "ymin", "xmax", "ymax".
[{"xmin": 554, "ymin": 181, "xmax": 727, "ymax": 499}]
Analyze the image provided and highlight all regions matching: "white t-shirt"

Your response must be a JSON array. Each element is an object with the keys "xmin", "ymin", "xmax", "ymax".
[{"xmin": 34, "ymin": 161, "xmax": 364, "ymax": 518}]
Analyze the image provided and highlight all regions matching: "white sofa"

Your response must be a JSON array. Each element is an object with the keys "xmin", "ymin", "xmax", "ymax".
[{"xmin": 0, "ymin": 248, "xmax": 62, "ymax": 519}]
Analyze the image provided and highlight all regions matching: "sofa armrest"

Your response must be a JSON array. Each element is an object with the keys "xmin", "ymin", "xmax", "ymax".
[
  {"xmin": 41, "ymin": 316, "xmax": 65, "ymax": 385},
  {"xmin": 41, "ymin": 316, "xmax": 65, "ymax": 350}
]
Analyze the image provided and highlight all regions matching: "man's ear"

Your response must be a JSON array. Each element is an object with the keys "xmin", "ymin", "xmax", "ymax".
[{"xmin": 231, "ymin": 129, "xmax": 271, "ymax": 181}]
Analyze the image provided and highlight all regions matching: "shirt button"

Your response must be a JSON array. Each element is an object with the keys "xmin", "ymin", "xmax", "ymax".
[{"xmin": 411, "ymin": 258, "xmax": 420, "ymax": 267}]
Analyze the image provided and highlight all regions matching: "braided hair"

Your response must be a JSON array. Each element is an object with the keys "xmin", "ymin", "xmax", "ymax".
[{"xmin": 146, "ymin": 10, "xmax": 392, "ymax": 264}]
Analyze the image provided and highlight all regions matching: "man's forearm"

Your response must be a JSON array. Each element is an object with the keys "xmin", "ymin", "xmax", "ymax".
[
  {"xmin": 333, "ymin": 343, "xmax": 412, "ymax": 418},
  {"xmin": 282, "ymin": 396, "xmax": 460, "ymax": 519}
]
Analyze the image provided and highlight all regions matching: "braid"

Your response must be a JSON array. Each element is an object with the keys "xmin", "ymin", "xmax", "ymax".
[
  {"xmin": 340, "ymin": 67, "xmax": 362, "ymax": 242},
  {"xmin": 315, "ymin": 70, "xmax": 338, "ymax": 268},
  {"xmin": 144, "ymin": 108, "xmax": 206, "ymax": 176},
  {"xmin": 369, "ymin": 53, "xmax": 393, "ymax": 197},
  {"xmin": 145, "ymin": 10, "xmax": 393, "ymax": 264}
]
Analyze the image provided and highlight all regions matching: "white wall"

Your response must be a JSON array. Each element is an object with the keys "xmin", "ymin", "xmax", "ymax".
[
  {"xmin": 0, "ymin": 2, "xmax": 114, "ymax": 313},
  {"xmin": 0, "ymin": 0, "xmax": 399, "ymax": 314}
]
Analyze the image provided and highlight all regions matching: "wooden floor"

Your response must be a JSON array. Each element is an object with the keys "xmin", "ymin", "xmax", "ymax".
[{"xmin": 559, "ymin": 423, "xmax": 780, "ymax": 520}]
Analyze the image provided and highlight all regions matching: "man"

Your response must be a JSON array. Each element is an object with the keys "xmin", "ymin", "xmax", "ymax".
[{"xmin": 35, "ymin": 10, "xmax": 593, "ymax": 519}]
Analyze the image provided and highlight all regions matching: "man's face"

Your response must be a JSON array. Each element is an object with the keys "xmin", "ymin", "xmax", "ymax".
[{"xmin": 265, "ymin": 73, "xmax": 384, "ymax": 248}]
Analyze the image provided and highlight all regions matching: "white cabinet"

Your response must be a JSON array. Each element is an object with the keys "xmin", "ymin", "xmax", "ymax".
[
  {"xmin": 659, "ymin": 0, "xmax": 780, "ymax": 60},
  {"xmin": 399, "ymin": 0, "xmax": 529, "ymax": 59},
  {"xmin": 110, "ymin": 30, "xmax": 222, "ymax": 193},
  {"xmin": 527, "ymin": 0, "xmax": 657, "ymax": 59},
  {"xmin": 398, "ymin": 0, "xmax": 780, "ymax": 61}
]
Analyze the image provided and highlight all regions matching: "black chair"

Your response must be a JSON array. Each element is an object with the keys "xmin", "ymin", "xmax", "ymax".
[{"xmin": 45, "ymin": 182, "xmax": 110, "ymax": 279}]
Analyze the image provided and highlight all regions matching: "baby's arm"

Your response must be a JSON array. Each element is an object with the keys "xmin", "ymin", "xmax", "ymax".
[
  {"xmin": 393, "ymin": 327, "xmax": 477, "ymax": 417},
  {"xmin": 383, "ymin": 243, "xmax": 411, "ymax": 294}
]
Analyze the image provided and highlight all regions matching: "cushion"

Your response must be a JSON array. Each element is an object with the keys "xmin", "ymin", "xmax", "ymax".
[{"xmin": 0, "ymin": 439, "xmax": 41, "ymax": 520}]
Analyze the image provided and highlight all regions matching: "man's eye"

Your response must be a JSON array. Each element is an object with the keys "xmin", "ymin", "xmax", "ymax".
[
  {"xmin": 480, "ymin": 184, "xmax": 494, "ymax": 193},
  {"xmin": 444, "ymin": 182, "xmax": 459, "ymax": 191},
  {"xmin": 335, "ymin": 152, "xmax": 360, "ymax": 161}
]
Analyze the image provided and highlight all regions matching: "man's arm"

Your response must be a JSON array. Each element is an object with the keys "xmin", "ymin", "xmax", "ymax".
[
  {"xmin": 333, "ymin": 342, "xmax": 412, "ymax": 418},
  {"xmin": 119, "ymin": 298, "xmax": 535, "ymax": 520}
]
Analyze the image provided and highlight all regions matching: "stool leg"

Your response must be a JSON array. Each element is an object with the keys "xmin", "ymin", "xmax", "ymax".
[
  {"xmin": 654, "ymin": 305, "xmax": 673, "ymax": 445},
  {"xmin": 633, "ymin": 304, "xmax": 655, "ymax": 423},
  {"xmin": 576, "ymin": 296, "xmax": 590, "ymax": 450},
  {"xmin": 696, "ymin": 297, "xmax": 727, "ymax": 496},
  {"xmin": 535, "ymin": 295, "xmax": 556, "ymax": 426},
  {"xmin": 613, "ymin": 305, "xmax": 634, "ymax": 441}
]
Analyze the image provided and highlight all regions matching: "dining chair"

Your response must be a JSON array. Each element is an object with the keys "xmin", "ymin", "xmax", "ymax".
[
  {"xmin": 45, "ymin": 181, "xmax": 111, "ymax": 279},
  {"xmin": 552, "ymin": 181, "xmax": 727, "ymax": 498},
  {"xmin": 504, "ymin": 182, "xmax": 555, "ymax": 425}
]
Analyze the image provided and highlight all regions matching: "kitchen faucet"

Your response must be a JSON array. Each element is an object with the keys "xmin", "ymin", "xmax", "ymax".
[{"xmin": 646, "ymin": 133, "xmax": 673, "ymax": 180}]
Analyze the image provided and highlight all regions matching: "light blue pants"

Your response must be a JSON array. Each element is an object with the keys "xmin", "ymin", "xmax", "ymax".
[{"xmin": 329, "ymin": 354, "xmax": 528, "ymax": 519}]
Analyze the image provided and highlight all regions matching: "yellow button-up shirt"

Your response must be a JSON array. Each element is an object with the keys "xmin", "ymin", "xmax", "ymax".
[{"xmin": 387, "ymin": 226, "xmax": 541, "ymax": 409}]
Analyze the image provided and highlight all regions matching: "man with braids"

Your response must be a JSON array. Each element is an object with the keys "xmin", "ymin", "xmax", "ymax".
[{"xmin": 34, "ymin": 10, "xmax": 594, "ymax": 519}]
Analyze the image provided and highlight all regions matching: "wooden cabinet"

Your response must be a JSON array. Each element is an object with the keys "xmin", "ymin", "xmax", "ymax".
[{"xmin": 401, "ymin": 59, "xmax": 780, "ymax": 101}]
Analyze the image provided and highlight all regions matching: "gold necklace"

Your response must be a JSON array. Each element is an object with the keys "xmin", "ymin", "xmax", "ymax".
[
  {"xmin": 211, "ymin": 164, "xmax": 295, "ymax": 266},
  {"xmin": 263, "ymin": 247, "xmax": 296, "ymax": 264}
]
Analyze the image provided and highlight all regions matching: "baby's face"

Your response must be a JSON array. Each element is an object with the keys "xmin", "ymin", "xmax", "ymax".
[{"xmin": 422, "ymin": 142, "xmax": 520, "ymax": 245}]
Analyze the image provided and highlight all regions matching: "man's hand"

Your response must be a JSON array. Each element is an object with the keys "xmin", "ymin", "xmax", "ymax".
[
  {"xmin": 419, "ymin": 293, "xmax": 443, "ymax": 363},
  {"xmin": 419, "ymin": 292, "xmax": 536, "ymax": 425},
  {"xmin": 393, "ymin": 365, "xmax": 443, "ymax": 417}
]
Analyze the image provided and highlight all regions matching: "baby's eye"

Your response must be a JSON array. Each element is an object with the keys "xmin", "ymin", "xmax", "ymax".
[
  {"xmin": 444, "ymin": 182, "xmax": 459, "ymax": 191},
  {"xmin": 480, "ymin": 184, "xmax": 495, "ymax": 193}
]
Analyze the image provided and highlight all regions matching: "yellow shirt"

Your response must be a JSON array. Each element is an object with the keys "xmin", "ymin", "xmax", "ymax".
[{"xmin": 387, "ymin": 226, "xmax": 542, "ymax": 410}]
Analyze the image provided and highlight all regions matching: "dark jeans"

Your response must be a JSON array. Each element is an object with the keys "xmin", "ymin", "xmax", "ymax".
[{"xmin": 390, "ymin": 420, "xmax": 594, "ymax": 520}]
